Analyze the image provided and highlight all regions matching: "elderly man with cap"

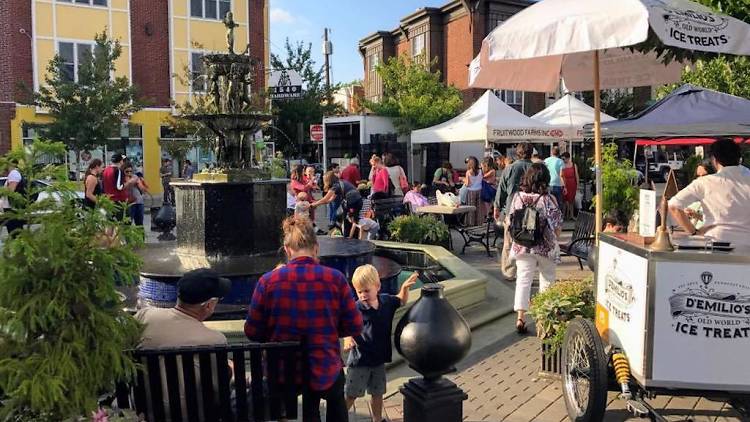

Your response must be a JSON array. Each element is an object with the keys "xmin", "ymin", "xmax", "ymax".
[{"xmin": 136, "ymin": 268, "xmax": 231, "ymax": 349}]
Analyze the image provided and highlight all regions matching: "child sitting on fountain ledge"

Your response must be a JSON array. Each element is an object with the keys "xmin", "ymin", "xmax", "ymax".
[{"xmin": 344, "ymin": 264, "xmax": 418, "ymax": 422}]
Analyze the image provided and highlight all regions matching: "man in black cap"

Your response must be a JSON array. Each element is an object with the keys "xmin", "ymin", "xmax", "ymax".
[{"xmin": 136, "ymin": 268, "xmax": 231, "ymax": 349}]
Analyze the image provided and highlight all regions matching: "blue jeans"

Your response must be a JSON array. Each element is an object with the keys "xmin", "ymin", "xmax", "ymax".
[
  {"xmin": 130, "ymin": 203, "xmax": 145, "ymax": 226},
  {"xmin": 550, "ymin": 186, "xmax": 563, "ymax": 209},
  {"xmin": 328, "ymin": 197, "xmax": 342, "ymax": 226}
]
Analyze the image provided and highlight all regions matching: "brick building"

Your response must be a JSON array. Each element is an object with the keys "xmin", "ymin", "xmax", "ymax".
[
  {"xmin": 358, "ymin": 0, "xmax": 547, "ymax": 117},
  {"xmin": 0, "ymin": 0, "xmax": 269, "ymax": 192}
]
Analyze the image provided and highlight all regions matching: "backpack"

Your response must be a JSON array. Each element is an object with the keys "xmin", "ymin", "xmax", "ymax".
[{"xmin": 509, "ymin": 193, "xmax": 547, "ymax": 248}]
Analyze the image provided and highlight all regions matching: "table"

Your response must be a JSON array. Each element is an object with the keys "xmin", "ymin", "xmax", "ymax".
[{"xmin": 414, "ymin": 205, "xmax": 476, "ymax": 250}]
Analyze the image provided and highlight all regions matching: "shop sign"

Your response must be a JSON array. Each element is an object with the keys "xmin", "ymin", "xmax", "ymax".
[
  {"xmin": 269, "ymin": 69, "xmax": 303, "ymax": 100},
  {"xmin": 652, "ymin": 262, "xmax": 750, "ymax": 387}
]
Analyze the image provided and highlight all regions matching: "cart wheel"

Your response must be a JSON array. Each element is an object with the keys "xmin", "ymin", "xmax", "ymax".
[{"xmin": 561, "ymin": 318, "xmax": 608, "ymax": 422}]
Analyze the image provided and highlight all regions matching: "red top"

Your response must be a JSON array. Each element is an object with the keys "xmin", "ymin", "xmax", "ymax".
[
  {"xmin": 244, "ymin": 257, "xmax": 363, "ymax": 391},
  {"xmin": 340, "ymin": 164, "xmax": 361, "ymax": 186},
  {"xmin": 101, "ymin": 165, "xmax": 128, "ymax": 202},
  {"xmin": 371, "ymin": 167, "xmax": 390, "ymax": 194}
]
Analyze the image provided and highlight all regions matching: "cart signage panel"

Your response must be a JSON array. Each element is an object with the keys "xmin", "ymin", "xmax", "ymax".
[
  {"xmin": 652, "ymin": 262, "xmax": 750, "ymax": 389},
  {"xmin": 596, "ymin": 242, "xmax": 649, "ymax": 380}
]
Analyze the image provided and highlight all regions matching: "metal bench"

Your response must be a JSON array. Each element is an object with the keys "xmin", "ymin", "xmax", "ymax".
[
  {"xmin": 115, "ymin": 342, "xmax": 302, "ymax": 422},
  {"xmin": 559, "ymin": 211, "xmax": 596, "ymax": 270}
]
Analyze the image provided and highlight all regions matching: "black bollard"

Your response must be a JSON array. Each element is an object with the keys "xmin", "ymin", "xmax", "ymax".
[
  {"xmin": 394, "ymin": 284, "xmax": 471, "ymax": 422},
  {"xmin": 153, "ymin": 202, "xmax": 176, "ymax": 241}
]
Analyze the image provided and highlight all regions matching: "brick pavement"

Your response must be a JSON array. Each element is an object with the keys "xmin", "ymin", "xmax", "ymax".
[{"xmin": 376, "ymin": 335, "xmax": 746, "ymax": 422}]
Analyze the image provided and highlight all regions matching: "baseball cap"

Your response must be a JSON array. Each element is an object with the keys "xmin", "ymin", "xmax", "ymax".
[
  {"xmin": 177, "ymin": 269, "xmax": 232, "ymax": 305},
  {"xmin": 111, "ymin": 153, "xmax": 125, "ymax": 163}
]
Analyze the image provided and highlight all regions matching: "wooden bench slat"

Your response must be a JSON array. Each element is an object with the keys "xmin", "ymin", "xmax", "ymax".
[
  {"xmin": 146, "ymin": 355, "xmax": 167, "ymax": 422},
  {"xmin": 180, "ymin": 352, "xmax": 200, "ymax": 422},
  {"xmin": 198, "ymin": 353, "xmax": 217, "ymax": 421},
  {"xmin": 215, "ymin": 350, "xmax": 233, "ymax": 421},
  {"xmin": 249, "ymin": 349, "xmax": 265, "ymax": 421},
  {"xmin": 282, "ymin": 348, "xmax": 299, "ymax": 420},
  {"xmin": 163, "ymin": 354, "xmax": 183, "ymax": 422},
  {"xmin": 133, "ymin": 357, "xmax": 148, "ymax": 419},
  {"xmin": 232, "ymin": 350, "xmax": 249, "ymax": 422},
  {"xmin": 266, "ymin": 349, "xmax": 283, "ymax": 420}
]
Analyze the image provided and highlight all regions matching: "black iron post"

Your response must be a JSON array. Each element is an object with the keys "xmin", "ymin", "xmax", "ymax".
[{"xmin": 394, "ymin": 284, "xmax": 471, "ymax": 422}]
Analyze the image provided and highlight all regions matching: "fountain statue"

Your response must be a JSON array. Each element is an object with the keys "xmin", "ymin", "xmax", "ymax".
[{"xmin": 184, "ymin": 11, "xmax": 271, "ymax": 177}]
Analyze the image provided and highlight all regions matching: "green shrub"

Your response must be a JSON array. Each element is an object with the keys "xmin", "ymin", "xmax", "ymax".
[
  {"xmin": 596, "ymin": 143, "xmax": 639, "ymax": 221},
  {"xmin": 529, "ymin": 277, "xmax": 595, "ymax": 354},
  {"xmin": 0, "ymin": 141, "xmax": 143, "ymax": 420},
  {"xmin": 388, "ymin": 214, "xmax": 449, "ymax": 245}
]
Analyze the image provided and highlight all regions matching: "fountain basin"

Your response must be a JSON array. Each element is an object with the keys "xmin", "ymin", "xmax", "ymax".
[{"xmin": 205, "ymin": 241, "xmax": 488, "ymax": 340}]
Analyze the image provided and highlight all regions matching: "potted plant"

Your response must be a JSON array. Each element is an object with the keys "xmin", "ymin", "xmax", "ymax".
[
  {"xmin": 594, "ymin": 143, "xmax": 640, "ymax": 225},
  {"xmin": 528, "ymin": 277, "xmax": 595, "ymax": 377},
  {"xmin": 0, "ymin": 141, "xmax": 143, "ymax": 420},
  {"xmin": 388, "ymin": 214, "xmax": 449, "ymax": 247}
]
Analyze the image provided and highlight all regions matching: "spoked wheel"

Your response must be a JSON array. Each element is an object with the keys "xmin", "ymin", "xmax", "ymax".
[{"xmin": 561, "ymin": 318, "xmax": 608, "ymax": 422}]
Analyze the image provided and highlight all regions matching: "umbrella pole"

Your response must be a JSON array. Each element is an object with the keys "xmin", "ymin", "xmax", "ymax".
[{"xmin": 593, "ymin": 50, "xmax": 602, "ymax": 238}]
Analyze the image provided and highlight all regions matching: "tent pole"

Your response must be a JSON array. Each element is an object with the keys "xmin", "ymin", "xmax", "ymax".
[{"xmin": 593, "ymin": 50, "xmax": 602, "ymax": 238}]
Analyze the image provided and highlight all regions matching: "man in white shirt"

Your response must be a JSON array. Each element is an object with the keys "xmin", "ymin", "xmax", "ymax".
[
  {"xmin": 136, "ymin": 268, "xmax": 230, "ymax": 349},
  {"xmin": 669, "ymin": 138, "xmax": 750, "ymax": 246}
]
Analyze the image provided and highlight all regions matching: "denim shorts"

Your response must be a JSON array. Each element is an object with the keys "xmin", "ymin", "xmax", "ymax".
[{"xmin": 344, "ymin": 365, "xmax": 387, "ymax": 398}]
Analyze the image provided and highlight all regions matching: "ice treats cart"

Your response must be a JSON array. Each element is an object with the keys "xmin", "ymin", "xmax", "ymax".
[{"xmin": 561, "ymin": 233, "xmax": 750, "ymax": 421}]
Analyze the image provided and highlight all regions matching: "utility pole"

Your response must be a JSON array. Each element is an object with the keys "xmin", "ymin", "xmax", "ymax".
[{"xmin": 322, "ymin": 28, "xmax": 332, "ymax": 92}]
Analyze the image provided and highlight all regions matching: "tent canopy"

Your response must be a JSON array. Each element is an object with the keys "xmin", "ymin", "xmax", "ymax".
[
  {"xmin": 636, "ymin": 137, "xmax": 749, "ymax": 146},
  {"xmin": 532, "ymin": 94, "xmax": 616, "ymax": 140},
  {"xmin": 411, "ymin": 90, "xmax": 573, "ymax": 144},
  {"xmin": 586, "ymin": 84, "xmax": 750, "ymax": 139}
]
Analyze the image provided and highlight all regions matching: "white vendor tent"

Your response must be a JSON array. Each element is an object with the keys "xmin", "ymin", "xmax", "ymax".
[
  {"xmin": 532, "ymin": 94, "xmax": 616, "ymax": 140},
  {"xmin": 411, "ymin": 90, "xmax": 574, "ymax": 146}
]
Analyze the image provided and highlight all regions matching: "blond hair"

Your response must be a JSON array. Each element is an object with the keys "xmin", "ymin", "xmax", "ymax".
[
  {"xmin": 281, "ymin": 215, "xmax": 318, "ymax": 251},
  {"xmin": 322, "ymin": 170, "xmax": 339, "ymax": 192},
  {"xmin": 352, "ymin": 264, "xmax": 381, "ymax": 290}
]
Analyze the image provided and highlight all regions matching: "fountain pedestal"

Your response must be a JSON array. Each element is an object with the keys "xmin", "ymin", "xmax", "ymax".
[{"xmin": 171, "ymin": 180, "xmax": 286, "ymax": 257}]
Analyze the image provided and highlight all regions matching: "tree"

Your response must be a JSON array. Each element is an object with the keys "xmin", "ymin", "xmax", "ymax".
[
  {"xmin": 361, "ymin": 55, "xmax": 463, "ymax": 135},
  {"xmin": 0, "ymin": 141, "xmax": 143, "ymax": 420},
  {"xmin": 656, "ymin": 56, "xmax": 750, "ymax": 99},
  {"xmin": 269, "ymin": 39, "xmax": 342, "ymax": 157},
  {"xmin": 582, "ymin": 89, "xmax": 639, "ymax": 119},
  {"xmin": 32, "ymin": 31, "xmax": 142, "ymax": 175}
]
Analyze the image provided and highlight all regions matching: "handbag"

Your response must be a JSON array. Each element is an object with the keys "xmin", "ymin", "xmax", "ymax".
[{"xmin": 481, "ymin": 180, "xmax": 497, "ymax": 203}]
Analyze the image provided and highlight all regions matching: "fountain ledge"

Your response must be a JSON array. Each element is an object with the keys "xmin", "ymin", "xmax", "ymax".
[{"xmin": 205, "ymin": 240, "xmax": 488, "ymax": 338}]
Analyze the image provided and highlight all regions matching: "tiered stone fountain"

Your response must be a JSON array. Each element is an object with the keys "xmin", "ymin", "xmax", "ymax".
[{"xmin": 135, "ymin": 13, "xmax": 286, "ymax": 317}]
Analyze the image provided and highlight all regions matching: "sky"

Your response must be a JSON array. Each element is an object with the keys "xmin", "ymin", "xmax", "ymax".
[{"xmin": 269, "ymin": 0, "xmax": 448, "ymax": 84}]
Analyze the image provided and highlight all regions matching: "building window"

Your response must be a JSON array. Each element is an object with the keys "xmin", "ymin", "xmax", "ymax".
[
  {"xmin": 191, "ymin": 52, "xmax": 206, "ymax": 92},
  {"xmin": 57, "ymin": 0, "xmax": 108, "ymax": 6},
  {"xmin": 495, "ymin": 90, "xmax": 524, "ymax": 112},
  {"xmin": 58, "ymin": 42, "xmax": 93, "ymax": 82},
  {"xmin": 368, "ymin": 53, "xmax": 379, "ymax": 75},
  {"xmin": 191, "ymin": 0, "xmax": 231, "ymax": 20},
  {"xmin": 411, "ymin": 33, "xmax": 426, "ymax": 59}
]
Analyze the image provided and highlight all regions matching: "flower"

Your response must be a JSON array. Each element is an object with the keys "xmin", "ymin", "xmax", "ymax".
[{"xmin": 92, "ymin": 408, "xmax": 109, "ymax": 422}]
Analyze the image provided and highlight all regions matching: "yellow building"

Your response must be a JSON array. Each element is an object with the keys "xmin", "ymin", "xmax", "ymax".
[{"xmin": 3, "ymin": 0, "xmax": 270, "ymax": 194}]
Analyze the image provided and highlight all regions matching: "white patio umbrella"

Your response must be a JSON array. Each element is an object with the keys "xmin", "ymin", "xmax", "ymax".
[{"xmin": 469, "ymin": 0, "xmax": 750, "ymax": 233}]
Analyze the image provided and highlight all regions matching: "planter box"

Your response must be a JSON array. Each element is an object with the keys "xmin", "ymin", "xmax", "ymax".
[{"xmin": 539, "ymin": 342, "xmax": 563, "ymax": 379}]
